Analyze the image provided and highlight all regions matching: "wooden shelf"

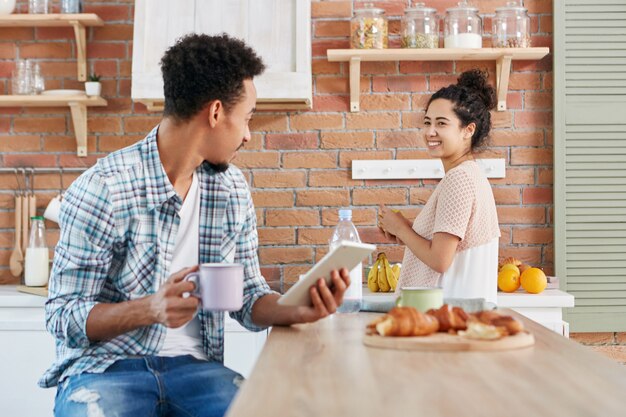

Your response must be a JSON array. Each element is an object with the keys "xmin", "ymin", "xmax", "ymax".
[
  {"xmin": 327, "ymin": 47, "xmax": 550, "ymax": 112},
  {"xmin": 136, "ymin": 98, "xmax": 312, "ymax": 112},
  {"xmin": 0, "ymin": 95, "xmax": 107, "ymax": 157},
  {"xmin": 0, "ymin": 14, "xmax": 104, "ymax": 81}
]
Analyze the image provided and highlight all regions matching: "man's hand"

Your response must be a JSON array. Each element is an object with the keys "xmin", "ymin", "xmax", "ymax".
[
  {"xmin": 295, "ymin": 268, "xmax": 350, "ymax": 323},
  {"xmin": 149, "ymin": 266, "xmax": 200, "ymax": 328}
]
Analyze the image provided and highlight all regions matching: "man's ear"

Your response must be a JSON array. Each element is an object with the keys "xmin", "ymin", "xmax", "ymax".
[{"xmin": 207, "ymin": 100, "xmax": 223, "ymax": 128}]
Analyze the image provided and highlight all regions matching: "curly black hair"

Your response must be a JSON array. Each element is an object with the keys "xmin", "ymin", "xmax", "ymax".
[
  {"xmin": 160, "ymin": 33, "xmax": 266, "ymax": 121},
  {"xmin": 426, "ymin": 69, "xmax": 497, "ymax": 151}
]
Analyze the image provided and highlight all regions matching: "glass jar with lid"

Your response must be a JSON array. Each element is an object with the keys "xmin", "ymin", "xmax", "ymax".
[
  {"xmin": 351, "ymin": 3, "xmax": 388, "ymax": 49},
  {"xmin": 444, "ymin": 0, "xmax": 483, "ymax": 48},
  {"xmin": 401, "ymin": 3, "xmax": 439, "ymax": 49},
  {"xmin": 493, "ymin": 1, "xmax": 531, "ymax": 48}
]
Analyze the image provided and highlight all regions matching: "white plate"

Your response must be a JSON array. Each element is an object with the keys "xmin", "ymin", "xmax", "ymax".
[{"xmin": 41, "ymin": 89, "xmax": 85, "ymax": 96}]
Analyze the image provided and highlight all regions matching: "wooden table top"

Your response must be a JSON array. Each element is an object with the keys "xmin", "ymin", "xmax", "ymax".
[{"xmin": 226, "ymin": 311, "xmax": 626, "ymax": 417}]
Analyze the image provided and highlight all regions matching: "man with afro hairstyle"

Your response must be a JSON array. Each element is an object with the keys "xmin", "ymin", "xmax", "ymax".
[{"xmin": 43, "ymin": 33, "xmax": 350, "ymax": 417}]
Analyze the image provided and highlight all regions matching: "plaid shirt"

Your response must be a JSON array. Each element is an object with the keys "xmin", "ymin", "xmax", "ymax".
[{"xmin": 39, "ymin": 126, "xmax": 274, "ymax": 388}]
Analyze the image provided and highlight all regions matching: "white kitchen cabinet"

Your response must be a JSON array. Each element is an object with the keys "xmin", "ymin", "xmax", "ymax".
[
  {"xmin": 0, "ymin": 286, "xmax": 267, "ymax": 417},
  {"xmin": 131, "ymin": 0, "xmax": 311, "ymax": 111}
]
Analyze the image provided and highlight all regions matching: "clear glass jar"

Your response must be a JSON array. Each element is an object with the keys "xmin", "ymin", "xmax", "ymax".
[
  {"xmin": 401, "ymin": 3, "xmax": 439, "ymax": 49},
  {"xmin": 28, "ymin": 0, "xmax": 48, "ymax": 14},
  {"xmin": 493, "ymin": 1, "xmax": 531, "ymax": 48},
  {"xmin": 351, "ymin": 4, "xmax": 388, "ymax": 49},
  {"xmin": 444, "ymin": 0, "xmax": 483, "ymax": 48},
  {"xmin": 11, "ymin": 59, "xmax": 32, "ymax": 95}
]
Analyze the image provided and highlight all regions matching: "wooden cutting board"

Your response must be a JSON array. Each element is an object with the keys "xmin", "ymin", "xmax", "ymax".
[
  {"xmin": 363, "ymin": 331, "xmax": 534, "ymax": 351},
  {"xmin": 16, "ymin": 285, "xmax": 48, "ymax": 298}
]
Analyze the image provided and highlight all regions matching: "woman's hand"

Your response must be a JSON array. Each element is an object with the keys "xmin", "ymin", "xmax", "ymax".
[{"xmin": 378, "ymin": 204, "xmax": 412, "ymax": 243}]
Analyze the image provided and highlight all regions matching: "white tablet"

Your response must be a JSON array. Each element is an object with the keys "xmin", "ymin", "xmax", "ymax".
[{"xmin": 278, "ymin": 241, "xmax": 376, "ymax": 307}]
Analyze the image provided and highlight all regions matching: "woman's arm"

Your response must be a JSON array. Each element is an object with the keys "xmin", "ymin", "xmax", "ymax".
[{"xmin": 378, "ymin": 205, "xmax": 460, "ymax": 273}]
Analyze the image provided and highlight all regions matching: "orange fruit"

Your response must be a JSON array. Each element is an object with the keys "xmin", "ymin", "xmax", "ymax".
[
  {"xmin": 498, "ymin": 269, "xmax": 521, "ymax": 293},
  {"xmin": 499, "ymin": 263, "xmax": 520, "ymax": 276},
  {"xmin": 520, "ymin": 268, "xmax": 547, "ymax": 294}
]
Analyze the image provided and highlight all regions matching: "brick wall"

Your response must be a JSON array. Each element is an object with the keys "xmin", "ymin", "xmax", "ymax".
[
  {"xmin": 0, "ymin": 0, "xmax": 554, "ymax": 292},
  {"xmin": 570, "ymin": 333, "xmax": 626, "ymax": 365}
]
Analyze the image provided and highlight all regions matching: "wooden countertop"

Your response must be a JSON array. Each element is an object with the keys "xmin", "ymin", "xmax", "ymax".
[{"xmin": 226, "ymin": 311, "xmax": 626, "ymax": 417}]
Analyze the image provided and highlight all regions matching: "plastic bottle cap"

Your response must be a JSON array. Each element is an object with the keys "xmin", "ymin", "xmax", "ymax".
[
  {"xmin": 31, "ymin": 216, "xmax": 45, "ymax": 220},
  {"xmin": 338, "ymin": 209, "xmax": 352, "ymax": 219}
]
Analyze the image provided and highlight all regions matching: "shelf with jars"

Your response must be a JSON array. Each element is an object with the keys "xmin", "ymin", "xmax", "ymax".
[
  {"xmin": 327, "ymin": 47, "xmax": 549, "ymax": 112},
  {"xmin": 0, "ymin": 94, "xmax": 107, "ymax": 156},
  {"xmin": 338, "ymin": 1, "xmax": 546, "ymax": 112},
  {"xmin": 0, "ymin": 13, "xmax": 103, "ymax": 81}
]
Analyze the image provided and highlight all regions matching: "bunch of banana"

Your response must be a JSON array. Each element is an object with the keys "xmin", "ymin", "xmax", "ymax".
[{"xmin": 367, "ymin": 253, "xmax": 401, "ymax": 292}]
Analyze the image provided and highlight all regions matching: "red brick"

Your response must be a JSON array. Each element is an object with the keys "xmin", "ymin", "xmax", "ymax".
[
  {"xmin": 497, "ymin": 246, "xmax": 542, "ymax": 266},
  {"xmin": 266, "ymin": 133, "xmax": 319, "ymax": 150},
  {"xmin": 409, "ymin": 188, "xmax": 434, "ymax": 205},
  {"xmin": 232, "ymin": 152, "xmax": 280, "ymax": 169},
  {"xmin": 509, "ymin": 73, "xmax": 541, "ymax": 91},
  {"xmin": 313, "ymin": 95, "xmax": 349, "ymax": 112},
  {"xmin": 283, "ymin": 152, "xmax": 338, "ymax": 169},
  {"xmin": 492, "ymin": 187, "xmax": 520, "ymax": 205},
  {"xmin": 43, "ymin": 135, "xmax": 97, "ymax": 153},
  {"xmin": 259, "ymin": 247, "xmax": 313, "ymax": 264},
  {"xmin": 377, "ymin": 130, "xmax": 422, "ymax": 148},
  {"xmin": 315, "ymin": 20, "xmax": 350, "ymax": 38},
  {"xmin": 522, "ymin": 188, "xmax": 553, "ymax": 204},
  {"xmin": 291, "ymin": 114, "xmax": 343, "ymax": 130},
  {"xmin": 21, "ymin": 42, "xmax": 72, "ymax": 59},
  {"xmin": 312, "ymin": 59, "xmax": 342, "ymax": 75},
  {"xmin": 492, "ymin": 111, "xmax": 513, "ymax": 129},
  {"xmin": 316, "ymin": 76, "xmax": 349, "ymax": 94},
  {"xmin": 353, "ymin": 189, "xmax": 406, "ymax": 205},
  {"xmin": 297, "ymin": 228, "xmax": 334, "ymax": 245},
  {"xmin": 312, "ymin": 39, "xmax": 350, "ymax": 57},
  {"xmin": 0, "ymin": 135, "xmax": 40, "ymax": 152},
  {"xmin": 373, "ymin": 76, "xmax": 427, "ymax": 93},
  {"xmin": 59, "ymin": 155, "xmax": 100, "ymax": 168},
  {"xmin": 250, "ymin": 115, "xmax": 288, "ymax": 132},
  {"xmin": 400, "ymin": 61, "xmax": 453, "ymax": 74},
  {"xmin": 266, "ymin": 209, "xmax": 319, "ymax": 227},
  {"xmin": 357, "ymin": 227, "xmax": 397, "ymax": 244},
  {"xmin": 361, "ymin": 94, "xmax": 410, "ymax": 111},
  {"xmin": 589, "ymin": 346, "xmax": 626, "ymax": 363},
  {"xmin": 346, "ymin": 112, "xmax": 400, "ymax": 129},
  {"xmin": 296, "ymin": 190, "xmax": 350, "ymax": 207},
  {"xmin": 122, "ymin": 117, "xmax": 161, "ymax": 133},
  {"xmin": 339, "ymin": 151, "xmax": 393, "ymax": 168},
  {"xmin": 253, "ymin": 171, "xmax": 306, "ymax": 188},
  {"xmin": 88, "ymin": 117, "xmax": 121, "ymax": 134},
  {"xmin": 93, "ymin": 25, "xmax": 134, "ymax": 41},
  {"xmin": 429, "ymin": 75, "xmax": 458, "ymax": 92},
  {"xmin": 491, "ymin": 130, "xmax": 544, "ymax": 147},
  {"xmin": 511, "ymin": 148, "xmax": 552, "ymax": 165},
  {"xmin": 3, "ymin": 154, "xmax": 57, "ymax": 167},
  {"xmin": 87, "ymin": 42, "xmax": 127, "ymax": 59},
  {"xmin": 402, "ymin": 111, "xmax": 425, "ymax": 129},
  {"xmin": 525, "ymin": 92, "xmax": 553, "ymax": 110},
  {"xmin": 513, "ymin": 227, "xmax": 553, "ymax": 244},
  {"xmin": 98, "ymin": 135, "xmax": 142, "ymax": 153},
  {"xmin": 362, "ymin": 62, "xmax": 398, "ymax": 75},
  {"xmin": 251, "ymin": 191, "xmax": 294, "ymax": 208},
  {"xmin": 321, "ymin": 208, "xmax": 376, "ymax": 226},
  {"xmin": 490, "ymin": 168, "xmax": 535, "ymax": 185},
  {"xmin": 540, "ymin": 15, "xmax": 553, "ymax": 34},
  {"xmin": 258, "ymin": 228, "xmax": 295, "ymax": 245},
  {"xmin": 309, "ymin": 170, "xmax": 362, "ymax": 187},
  {"xmin": 283, "ymin": 266, "xmax": 311, "ymax": 287},
  {"xmin": 0, "ymin": 42, "xmax": 16, "ymax": 59},
  {"xmin": 311, "ymin": 1, "xmax": 352, "ymax": 18},
  {"xmin": 497, "ymin": 207, "xmax": 546, "ymax": 224},
  {"xmin": 14, "ymin": 117, "xmax": 66, "ymax": 133},
  {"xmin": 0, "ymin": 27, "xmax": 33, "ymax": 41},
  {"xmin": 321, "ymin": 131, "xmax": 374, "ymax": 149},
  {"xmin": 92, "ymin": 60, "xmax": 119, "ymax": 78},
  {"xmin": 35, "ymin": 27, "xmax": 74, "ymax": 40},
  {"xmin": 538, "ymin": 169, "xmax": 553, "ymax": 185}
]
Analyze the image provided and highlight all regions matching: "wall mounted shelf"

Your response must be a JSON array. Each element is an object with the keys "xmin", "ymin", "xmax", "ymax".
[
  {"xmin": 351, "ymin": 158, "xmax": 505, "ymax": 180},
  {"xmin": 0, "ymin": 14, "xmax": 104, "ymax": 81},
  {"xmin": 136, "ymin": 98, "xmax": 312, "ymax": 113},
  {"xmin": 0, "ymin": 95, "xmax": 107, "ymax": 157},
  {"xmin": 327, "ymin": 48, "xmax": 550, "ymax": 112}
]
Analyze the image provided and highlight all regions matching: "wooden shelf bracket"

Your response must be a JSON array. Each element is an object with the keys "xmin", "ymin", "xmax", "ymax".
[
  {"xmin": 68, "ymin": 102, "xmax": 88, "ymax": 157},
  {"xmin": 349, "ymin": 57, "xmax": 361, "ymax": 112},
  {"xmin": 70, "ymin": 20, "xmax": 87, "ymax": 81},
  {"xmin": 496, "ymin": 55, "xmax": 513, "ymax": 112}
]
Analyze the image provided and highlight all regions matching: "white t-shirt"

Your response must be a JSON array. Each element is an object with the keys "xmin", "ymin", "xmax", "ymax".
[{"xmin": 157, "ymin": 171, "xmax": 208, "ymax": 360}]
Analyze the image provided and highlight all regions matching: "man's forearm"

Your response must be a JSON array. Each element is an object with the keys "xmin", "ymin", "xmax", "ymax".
[
  {"xmin": 251, "ymin": 293, "xmax": 303, "ymax": 327},
  {"xmin": 85, "ymin": 296, "xmax": 157, "ymax": 342}
]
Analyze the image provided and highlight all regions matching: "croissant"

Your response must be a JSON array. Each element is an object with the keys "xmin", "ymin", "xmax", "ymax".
[
  {"xmin": 368, "ymin": 307, "xmax": 439, "ymax": 337},
  {"xmin": 499, "ymin": 256, "xmax": 522, "ymax": 269},
  {"xmin": 472, "ymin": 311, "xmax": 524, "ymax": 335},
  {"xmin": 426, "ymin": 304, "xmax": 469, "ymax": 333}
]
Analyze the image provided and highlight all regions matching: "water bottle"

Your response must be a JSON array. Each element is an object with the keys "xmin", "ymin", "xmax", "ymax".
[
  {"xmin": 24, "ymin": 216, "xmax": 49, "ymax": 287},
  {"xmin": 330, "ymin": 209, "xmax": 362, "ymax": 313}
]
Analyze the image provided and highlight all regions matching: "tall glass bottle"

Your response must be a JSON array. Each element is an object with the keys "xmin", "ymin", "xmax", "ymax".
[
  {"xmin": 24, "ymin": 216, "xmax": 49, "ymax": 287},
  {"xmin": 330, "ymin": 209, "xmax": 362, "ymax": 313}
]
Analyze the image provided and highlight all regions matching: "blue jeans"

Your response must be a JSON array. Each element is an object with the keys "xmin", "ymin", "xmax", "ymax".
[{"xmin": 54, "ymin": 355, "xmax": 243, "ymax": 417}]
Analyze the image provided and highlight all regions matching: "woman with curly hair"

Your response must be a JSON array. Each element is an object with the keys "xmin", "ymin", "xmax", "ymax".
[{"xmin": 378, "ymin": 69, "xmax": 500, "ymax": 304}]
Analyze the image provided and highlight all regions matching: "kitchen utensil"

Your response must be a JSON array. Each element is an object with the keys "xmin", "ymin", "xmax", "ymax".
[
  {"xmin": 363, "ymin": 330, "xmax": 534, "ymax": 351},
  {"xmin": 9, "ymin": 192, "xmax": 23, "ymax": 277}
]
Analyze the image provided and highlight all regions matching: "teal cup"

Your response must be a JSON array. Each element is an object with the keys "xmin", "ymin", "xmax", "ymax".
[{"xmin": 395, "ymin": 287, "xmax": 443, "ymax": 312}]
